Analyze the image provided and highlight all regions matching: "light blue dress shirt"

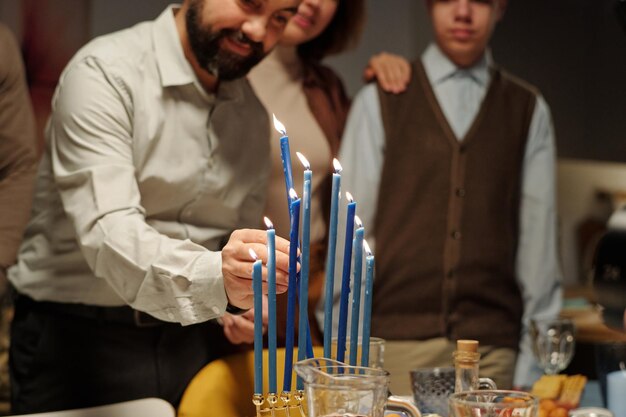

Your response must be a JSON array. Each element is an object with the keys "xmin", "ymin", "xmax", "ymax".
[{"xmin": 321, "ymin": 44, "xmax": 563, "ymax": 388}]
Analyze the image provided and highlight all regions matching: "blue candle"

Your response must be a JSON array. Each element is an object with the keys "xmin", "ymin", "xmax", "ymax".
[
  {"xmin": 337, "ymin": 192, "xmax": 356, "ymax": 363},
  {"xmin": 349, "ymin": 217, "xmax": 364, "ymax": 366},
  {"xmin": 273, "ymin": 114, "xmax": 294, "ymax": 207},
  {"xmin": 250, "ymin": 249, "xmax": 263, "ymax": 395},
  {"xmin": 294, "ymin": 274, "xmax": 314, "ymax": 360},
  {"xmin": 296, "ymin": 153, "xmax": 311, "ymax": 390},
  {"xmin": 273, "ymin": 117, "xmax": 314, "ymax": 362},
  {"xmin": 361, "ymin": 240, "xmax": 375, "ymax": 367},
  {"xmin": 283, "ymin": 189, "xmax": 300, "ymax": 392},
  {"xmin": 264, "ymin": 217, "xmax": 277, "ymax": 394},
  {"xmin": 296, "ymin": 159, "xmax": 312, "ymax": 349},
  {"xmin": 324, "ymin": 159, "xmax": 342, "ymax": 359}
]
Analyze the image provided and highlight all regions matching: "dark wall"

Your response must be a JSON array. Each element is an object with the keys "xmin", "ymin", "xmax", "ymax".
[
  {"xmin": 490, "ymin": 0, "xmax": 626, "ymax": 162},
  {"xmin": 2, "ymin": 0, "xmax": 625, "ymax": 162},
  {"xmin": 90, "ymin": 0, "xmax": 171, "ymax": 37},
  {"xmin": 326, "ymin": 0, "xmax": 426, "ymax": 96},
  {"xmin": 331, "ymin": 0, "xmax": 626, "ymax": 163}
]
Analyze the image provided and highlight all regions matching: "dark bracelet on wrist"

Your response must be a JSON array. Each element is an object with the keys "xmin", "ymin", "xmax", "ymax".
[{"xmin": 225, "ymin": 303, "xmax": 249, "ymax": 316}]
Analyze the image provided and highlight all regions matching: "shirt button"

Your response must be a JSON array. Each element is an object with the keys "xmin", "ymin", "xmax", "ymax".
[
  {"xmin": 212, "ymin": 306, "xmax": 220, "ymax": 315},
  {"xmin": 167, "ymin": 312, "xmax": 175, "ymax": 321},
  {"xmin": 451, "ymin": 230, "xmax": 461, "ymax": 240},
  {"xmin": 456, "ymin": 188, "xmax": 466, "ymax": 197},
  {"xmin": 447, "ymin": 269, "xmax": 455, "ymax": 279},
  {"xmin": 459, "ymin": 145, "xmax": 467, "ymax": 154}
]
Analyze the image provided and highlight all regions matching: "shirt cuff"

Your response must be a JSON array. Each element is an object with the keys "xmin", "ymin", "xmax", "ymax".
[
  {"xmin": 176, "ymin": 250, "xmax": 228, "ymax": 326},
  {"xmin": 513, "ymin": 334, "xmax": 543, "ymax": 388}
]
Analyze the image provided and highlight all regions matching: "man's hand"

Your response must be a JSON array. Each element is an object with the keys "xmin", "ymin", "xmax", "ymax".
[
  {"xmin": 363, "ymin": 52, "xmax": 411, "ymax": 94},
  {"xmin": 222, "ymin": 296, "xmax": 268, "ymax": 344},
  {"xmin": 221, "ymin": 229, "xmax": 292, "ymax": 310}
]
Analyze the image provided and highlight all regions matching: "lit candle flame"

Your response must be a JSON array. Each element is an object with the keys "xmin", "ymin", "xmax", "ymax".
[
  {"xmin": 333, "ymin": 158, "xmax": 343, "ymax": 174},
  {"xmin": 296, "ymin": 152, "xmax": 310, "ymax": 170},
  {"xmin": 264, "ymin": 216, "xmax": 274, "ymax": 229},
  {"xmin": 289, "ymin": 188, "xmax": 298, "ymax": 200},
  {"xmin": 249, "ymin": 248, "xmax": 258, "ymax": 261},
  {"xmin": 355, "ymin": 215, "xmax": 363, "ymax": 228},
  {"xmin": 346, "ymin": 191, "xmax": 354, "ymax": 203},
  {"xmin": 272, "ymin": 114, "xmax": 286, "ymax": 136},
  {"xmin": 363, "ymin": 240, "xmax": 372, "ymax": 257}
]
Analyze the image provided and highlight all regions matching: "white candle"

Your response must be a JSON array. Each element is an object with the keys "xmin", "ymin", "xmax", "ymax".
[{"xmin": 608, "ymin": 367, "xmax": 626, "ymax": 416}]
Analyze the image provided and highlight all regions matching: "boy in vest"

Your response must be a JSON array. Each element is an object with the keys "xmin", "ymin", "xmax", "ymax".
[{"xmin": 334, "ymin": 0, "xmax": 561, "ymax": 394}]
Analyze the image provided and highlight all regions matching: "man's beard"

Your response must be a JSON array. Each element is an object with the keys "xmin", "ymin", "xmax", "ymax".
[{"xmin": 186, "ymin": 0, "xmax": 266, "ymax": 80}]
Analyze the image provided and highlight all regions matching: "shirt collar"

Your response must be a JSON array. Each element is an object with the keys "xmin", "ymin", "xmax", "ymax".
[
  {"xmin": 153, "ymin": 5, "xmax": 197, "ymax": 87},
  {"xmin": 152, "ymin": 5, "xmax": 244, "ymax": 103},
  {"xmin": 422, "ymin": 43, "xmax": 492, "ymax": 87}
]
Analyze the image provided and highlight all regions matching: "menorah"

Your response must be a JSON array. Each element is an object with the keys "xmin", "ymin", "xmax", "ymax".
[
  {"xmin": 252, "ymin": 391, "xmax": 306, "ymax": 417},
  {"xmin": 246, "ymin": 116, "xmax": 378, "ymax": 417}
]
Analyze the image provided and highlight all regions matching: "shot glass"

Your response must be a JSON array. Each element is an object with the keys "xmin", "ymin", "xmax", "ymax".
[{"xmin": 410, "ymin": 367, "xmax": 455, "ymax": 417}]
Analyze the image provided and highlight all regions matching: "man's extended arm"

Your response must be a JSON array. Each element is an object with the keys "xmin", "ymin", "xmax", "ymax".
[{"xmin": 49, "ymin": 58, "xmax": 289, "ymax": 325}]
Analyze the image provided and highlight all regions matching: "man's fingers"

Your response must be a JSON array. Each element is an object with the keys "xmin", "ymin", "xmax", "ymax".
[
  {"xmin": 275, "ymin": 277, "xmax": 289, "ymax": 293},
  {"xmin": 235, "ymin": 316, "xmax": 255, "ymax": 335},
  {"xmin": 225, "ymin": 230, "xmax": 291, "ymax": 266},
  {"xmin": 273, "ymin": 234, "xmax": 291, "ymax": 255},
  {"xmin": 226, "ymin": 275, "xmax": 284, "ymax": 296},
  {"xmin": 261, "ymin": 295, "xmax": 269, "ymax": 324},
  {"xmin": 222, "ymin": 229, "xmax": 298, "ymax": 308},
  {"xmin": 224, "ymin": 315, "xmax": 255, "ymax": 344},
  {"xmin": 221, "ymin": 313, "xmax": 234, "ymax": 327},
  {"xmin": 230, "ymin": 228, "xmax": 268, "ymax": 244},
  {"xmin": 224, "ymin": 322, "xmax": 245, "ymax": 344}
]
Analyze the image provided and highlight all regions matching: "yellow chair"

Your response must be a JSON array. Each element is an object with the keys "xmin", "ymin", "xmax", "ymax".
[{"xmin": 178, "ymin": 347, "xmax": 323, "ymax": 417}]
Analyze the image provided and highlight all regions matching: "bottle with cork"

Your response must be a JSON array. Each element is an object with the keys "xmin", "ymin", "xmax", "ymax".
[{"xmin": 453, "ymin": 339, "xmax": 497, "ymax": 392}]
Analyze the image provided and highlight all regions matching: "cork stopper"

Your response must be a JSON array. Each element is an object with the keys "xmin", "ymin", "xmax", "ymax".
[
  {"xmin": 454, "ymin": 340, "xmax": 480, "ymax": 369},
  {"xmin": 457, "ymin": 339, "xmax": 479, "ymax": 353}
]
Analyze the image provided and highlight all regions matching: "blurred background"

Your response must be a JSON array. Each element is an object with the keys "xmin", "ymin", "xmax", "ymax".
[{"xmin": 1, "ymin": 0, "xmax": 625, "ymax": 290}]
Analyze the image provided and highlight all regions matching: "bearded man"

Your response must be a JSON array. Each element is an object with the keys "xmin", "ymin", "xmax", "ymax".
[{"xmin": 8, "ymin": 0, "xmax": 300, "ymax": 413}]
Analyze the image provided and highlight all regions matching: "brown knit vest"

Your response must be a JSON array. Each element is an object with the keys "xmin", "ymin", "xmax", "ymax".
[{"xmin": 372, "ymin": 61, "xmax": 537, "ymax": 349}]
